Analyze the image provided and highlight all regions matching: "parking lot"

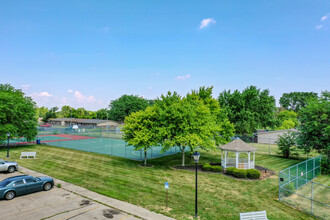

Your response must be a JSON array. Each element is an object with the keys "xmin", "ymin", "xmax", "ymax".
[{"xmin": 0, "ymin": 172, "xmax": 139, "ymax": 220}]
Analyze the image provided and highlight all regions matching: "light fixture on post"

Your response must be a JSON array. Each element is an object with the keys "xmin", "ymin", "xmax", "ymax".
[
  {"xmin": 192, "ymin": 151, "xmax": 200, "ymax": 218},
  {"xmin": 6, "ymin": 132, "xmax": 11, "ymax": 158}
]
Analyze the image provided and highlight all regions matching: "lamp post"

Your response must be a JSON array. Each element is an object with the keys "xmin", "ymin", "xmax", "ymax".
[
  {"xmin": 192, "ymin": 151, "xmax": 200, "ymax": 218},
  {"xmin": 6, "ymin": 132, "xmax": 11, "ymax": 158}
]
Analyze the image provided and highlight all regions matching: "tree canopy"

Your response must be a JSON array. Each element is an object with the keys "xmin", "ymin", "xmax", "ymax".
[
  {"xmin": 297, "ymin": 94, "xmax": 330, "ymax": 164},
  {"xmin": 275, "ymin": 110, "xmax": 299, "ymax": 130},
  {"xmin": 0, "ymin": 84, "xmax": 38, "ymax": 142},
  {"xmin": 279, "ymin": 92, "xmax": 318, "ymax": 112},
  {"xmin": 218, "ymin": 86, "xmax": 276, "ymax": 134},
  {"xmin": 122, "ymin": 106, "xmax": 159, "ymax": 165},
  {"xmin": 156, "ymin": 88, "xmax": 234, "ymax": 166},
  {"xmin": 109, "ymin": 95, "xmax": 150, "ymax": 122}
]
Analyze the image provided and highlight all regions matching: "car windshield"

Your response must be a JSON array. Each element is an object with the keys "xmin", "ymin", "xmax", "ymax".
[{"xmin": 0, "ymin": 179, "xmax": 13, "ymax": 187}]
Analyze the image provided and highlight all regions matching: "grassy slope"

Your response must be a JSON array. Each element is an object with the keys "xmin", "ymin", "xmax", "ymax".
[{"xmin": 1, "ymin": 145, "xmax": 323, "ymax": 220}]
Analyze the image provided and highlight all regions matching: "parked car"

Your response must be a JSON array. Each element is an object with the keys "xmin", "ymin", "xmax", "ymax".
[
  {"xmin": 0, "ymin": 159, "xmax": 18, "ymax": 173},
  {"xmin": 0, "ymin": 175, "xmax": 54, "ymax": 200},
  {"xmin": 40, "ymin": 124, "xmax": 52, "ymax": 127}
]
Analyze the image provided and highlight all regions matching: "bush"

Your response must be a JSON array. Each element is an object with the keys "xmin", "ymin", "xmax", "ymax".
[
  {"xmin": 233, "ymin": 169, "xmax": 247, "ymax": 178},
  {"xmin": 202, "ymin": 163, "xmax": 212, "ymax": 171},
  {"xmin": 211, "ymin": 165, "xmax": 223, "ymax": 172},
  {"xmin": 226, "ymin": 167, "xmax": 237, "ymax": 175},
  {"xmin": 247, "ymin": 169, "xmax": 261, "ymax": 179},
  {"xmin": 321, "ymin": 158, "xmax": 330, "ymax": 175},
  {"xmin": 276, "ymin": 131, "xmax": 298, "ymax": 158}
]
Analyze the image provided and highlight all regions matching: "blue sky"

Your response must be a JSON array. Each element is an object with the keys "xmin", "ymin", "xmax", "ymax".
[{"xmin": 1, "ymin": 0, "xmax": 329, "ymax": 110}]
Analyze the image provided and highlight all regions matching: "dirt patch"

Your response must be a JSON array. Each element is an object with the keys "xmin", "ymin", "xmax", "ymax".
[
  {"xmin": 102, "ymin": 209, "xmax": 120, "ymax": 218},
  {"xmin": 79, "ymin": 199, "xmax": 90, "ymax": 206},
  {"xmin": 255, "ymin": 165, "xmax": 275, "ymax": 180}
]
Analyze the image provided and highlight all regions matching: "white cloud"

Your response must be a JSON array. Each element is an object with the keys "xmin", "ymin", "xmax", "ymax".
[
  {"xmin": 176, "ymin": 74, "xmax": 191, "ymax": 80},
  {"xmin": 316, "ymin": 25, "xmax": 323, "ymax": 30},
  {"xmin": 68, "ymin": 89, "xmax": 73, "ymax": 93},
  {"xmin": 31, "ymin": 91, "xmax": 53, "ymax": 97},
  {"xmin": 200, "ymin": 18, "xmax": 216, "ymax": 29},
  {"xmin": 321, "ymin": 14, "xmax": 329, "ymax": 21},
  {"xmin": 73, "ymin": 91, "xmax": 97, "ymax": 103},
  {"xmin": 21, "ymin": 84, "xmax": 30, "ymax": 90}
]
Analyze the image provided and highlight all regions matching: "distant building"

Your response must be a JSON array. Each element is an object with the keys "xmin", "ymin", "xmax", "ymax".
[
  {"xmin": 256, "ymin": 129, "xmax": 297, "ymax": 144},
  {"xmin": 48, "ymin": 118, "xmax": 119, "ymax": 128}
]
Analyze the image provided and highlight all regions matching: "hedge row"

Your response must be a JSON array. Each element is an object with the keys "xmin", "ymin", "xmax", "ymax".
[
  {"xmin": 225, "ymin": 167, "xmax": 261, "ymax": 179},
  {"xmin": 202, "ymin": 163, "xmax": 223, "ymax": 172}
]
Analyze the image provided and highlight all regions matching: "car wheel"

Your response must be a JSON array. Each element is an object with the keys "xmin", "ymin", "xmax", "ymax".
[
  {"xmin": 7, "ymin": 166, "xmax": 16, "ymax": 173},
  {"xmin": 5, "ymin": 191, "xmax": 15, "ymax": 200},
  {"xmin": 43, "ymin": 182, "xmax": 52, "ymax": 191}
]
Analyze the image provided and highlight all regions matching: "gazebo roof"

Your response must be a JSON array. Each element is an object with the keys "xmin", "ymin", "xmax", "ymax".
[{"xmin": 219, "ymin": 138, "xmax": 257, "ymax": 152}]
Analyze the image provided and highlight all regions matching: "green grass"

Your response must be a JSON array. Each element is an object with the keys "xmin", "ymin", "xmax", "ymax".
[
  {"xmin": 249, "ymin": 143, "xmax": 319, "ymax": 159},
  {"xmin": 1, "ymin": 145, "xmax": 325, "ymax": 220}
]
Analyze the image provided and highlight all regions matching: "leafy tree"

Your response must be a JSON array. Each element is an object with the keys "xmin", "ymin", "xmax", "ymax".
[
  {"xmin": 43, "ymin": 107, "xmax": 59, "ymax": 122},
  {"xmin": 59, "ymin": 105, "xmax": 73, "ymax": 118},
  {"xmin": 0, "ymin": 84, "xmax": 38, "ymax": 143},
  {"xmin": 297, "ymin": 94, "xmax": 330, "ymax": 165},
  {"xmin": 96, "ymin": 108, "xmax": 109, "ymax": 120},
  {"xmin": 276, "ymin": 131, "xmax": 298, "ymax": 158},
  {"xmin": 188, "ymin": 86, "xmax": 235, "ymax": 145},
  {"xmin": 156, "ymin": 89, "xmax": 233, "ymax": 166},
  {"xmin": 276, "ymin": 110, "xmax": 298, "ymax": 130},
  {"xmin": 218, "ymin": 86, "xmax": 276, "ymax": 134},
  {"xmin": 122, "ymin": 106, "xmax": 159, "ymax": 165},
  {"xmin": 87, "ymin": 111, "xmax": 97, "ymax": 119},
  {"xmin": 109, "ymin": 95, "xmax": 150, "ymax": 122},
  {"xmin": 76, "ymin": 108, "xmax": 88, "ymax": 118},
  {"xmin": 36, "ymin": 106, "xmax": 49, "ymax": 118},
  {"xmin": 279, "ymin": 92, "xmax": 318, "ymax": 112}
]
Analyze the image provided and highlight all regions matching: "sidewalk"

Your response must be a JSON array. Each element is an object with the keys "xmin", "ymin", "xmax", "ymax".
[{"xmin": 19, "ymin": 166, "xmax": 175, "ymax": 220}]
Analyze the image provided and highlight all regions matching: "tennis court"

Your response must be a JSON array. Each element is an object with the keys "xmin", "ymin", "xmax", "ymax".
[{"xmin": 39, "ymin": 133, "xmax": 183, "ymax": 160}]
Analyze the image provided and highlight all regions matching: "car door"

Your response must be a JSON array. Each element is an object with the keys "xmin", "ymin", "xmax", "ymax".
[
  {"xmin": 0, "ymin": 160, "xmax": 6, "ymax": 171},
  {"xmin": 12, "ymin": 180, "xmax": 26, "ymax": 196},
  {"xmin": 26, "ymin": 178, "xmax": 43, "ymax": 192},
  {"xmin": 24, "ymin": 178, "xmax": 38, "ymax": 193}
]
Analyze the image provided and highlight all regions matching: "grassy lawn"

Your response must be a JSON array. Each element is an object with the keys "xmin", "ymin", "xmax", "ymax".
[
  {"xmin": 249, "ymin": 143, "xmax": 319, "ymax": 159},
  {"xmin": 1, "ymin": 144, "xmax": 324, "ymax": 220}
]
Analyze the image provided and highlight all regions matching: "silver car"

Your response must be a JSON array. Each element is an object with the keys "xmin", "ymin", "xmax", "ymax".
[{"xmin": 0, "ymin": 159, "xmax": 18, "ymax": 173}]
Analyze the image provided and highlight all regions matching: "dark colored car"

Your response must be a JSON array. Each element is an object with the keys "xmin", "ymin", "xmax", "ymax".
[{"xmin": 0, "ymin": 175, "xmax": 54, "ymax": 200}]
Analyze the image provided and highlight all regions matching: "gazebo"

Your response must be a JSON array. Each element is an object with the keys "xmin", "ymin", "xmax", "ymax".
[{"xmin": 219, "ymin": 138, "xmax": 257, "ymax": 169}]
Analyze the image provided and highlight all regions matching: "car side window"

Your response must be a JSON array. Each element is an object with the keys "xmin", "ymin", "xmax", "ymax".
[
  {"xmin": 13, "ymin": 180, "xmax": 24, "ymax": 186},
  {"xmin": 25, "ymin": 178, "xmax": 34, "ymax": 183},
  {"xmin": 0, "ymin": 161, "xmax": 5, "ymax": 164}
]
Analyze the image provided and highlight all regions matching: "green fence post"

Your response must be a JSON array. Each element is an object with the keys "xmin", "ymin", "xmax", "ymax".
[{"xmin": 311, "ymin": 181, "xmax": 313, "ymax": 215}]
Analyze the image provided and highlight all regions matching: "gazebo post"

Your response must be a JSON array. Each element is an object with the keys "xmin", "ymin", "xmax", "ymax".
[
  {"xmin": 248, "ymin": 152, "xmax": 251, "ymax": 169},
  {"xmin": 253, "ymin": 151, "xmax": 255, "ymax": 168},
  {"xmin": 224, "ymin": 150, "xmax": 227, "ymax": 168},
  {"xmin": 235, "ymin": 152, "xmax": 238, "ymax": 168}
]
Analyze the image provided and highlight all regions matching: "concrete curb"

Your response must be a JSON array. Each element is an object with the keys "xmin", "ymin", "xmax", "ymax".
[{"xmin": 18, "ymin": 166, "xmax": 175, "ymax": 220}]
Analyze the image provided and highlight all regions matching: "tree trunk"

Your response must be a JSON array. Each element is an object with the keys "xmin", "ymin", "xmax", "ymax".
[
  {"xmin": 181, "ymin": 146, "xmax": 185, "ymax": 167},
  {"xmin": 144, "ymin": 147, "xmax": 147, "ymax": 165}
]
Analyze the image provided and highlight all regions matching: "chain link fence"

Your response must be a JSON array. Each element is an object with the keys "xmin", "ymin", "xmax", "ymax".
[
  {"xmin": 279, "ymin": 156, "xmax": 330, "ymax": 219},
  {"xmin": 3, "ymin": 126, "xmax": 185, "ymax": 161}
]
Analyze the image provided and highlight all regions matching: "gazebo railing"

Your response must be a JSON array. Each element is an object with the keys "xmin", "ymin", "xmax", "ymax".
[{"xmin": 222, "ymin": 158, "xmax": 254, "ymax": 169}]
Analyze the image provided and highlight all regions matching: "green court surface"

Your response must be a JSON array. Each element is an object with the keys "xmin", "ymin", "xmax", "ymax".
[
  {"xmin": 46, "ymin": 137, "xmax": 182, "ymax": 160},
  {"xmin": 8, "ymin": 135, "xmax": 68, "ymax": 144},
  {"xmin": 38, "ymin": 136, "xmax": 69, "ymax": 141}
]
